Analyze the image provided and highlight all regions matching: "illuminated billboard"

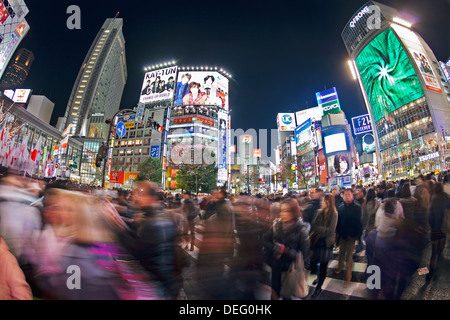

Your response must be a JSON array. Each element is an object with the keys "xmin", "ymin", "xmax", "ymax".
[
  {"xmin": 316, "ymin": 87, "xmax": 341, "ymax": 116},
  {"xmin": 174, "ymin": 71, "xmax": 229, "ymax": 110},
  {"xmin": 356, "ymin": 28, "xmax": 424, "ymax": 123},
  {"xmin": 351, "ymin": 114, "xmax": 372, "ymax": 135},
  {"xmin": 327, "ymin": 153, "xmax": 351, "ymax": 178},
  {"xmin": 277, "ymin": 113, "xmax": 296, "ymax": 131},
  {"xmin": 295, "ymin": 118, "xmax": 314, "ymax": 155},
  {"xmin": 324, "ymin": 132, "xmax": 348, "ymax": 155},
  {"xmin": 409, "ymin": 49, "xmax": 442, "ymax": 93},
  {"xmin": 139, "ymin": 66, "xmax": 178, "ymax": 104},
  {"xmin": 12, "ymin": 88, "xmax": 31, "ymax": 103}
]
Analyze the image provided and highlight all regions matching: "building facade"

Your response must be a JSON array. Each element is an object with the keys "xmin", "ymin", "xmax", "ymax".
[
  {"xmin": 0, "ymin": 0, "xmax": 29, "ymax": 80},
  {"xmin": 61, "ymin": 17, "xmax": 127, "ymax": 184},
  {"xmin": 0, "ymin": 47, "xmax": 33, "ymax": 90},
  {"xmin": 342, "ymin": 1, "xmax": 450, "ymax": 180}
]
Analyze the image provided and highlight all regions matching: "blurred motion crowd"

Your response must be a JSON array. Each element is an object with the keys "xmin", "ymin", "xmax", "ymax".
[{"xmin": 0, "ymin": 166, "xmax": 449, "ymax": 300}]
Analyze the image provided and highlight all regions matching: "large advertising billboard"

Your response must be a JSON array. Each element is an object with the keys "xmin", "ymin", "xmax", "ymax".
[
  {"xmin": 139, "ymin": 66, "xmax": 178, "ymax": 104},
  {"xmin": 356, "ymin": 28, "xmax": 424, "ymax": 123},
  {"xmin": 295, "ymin": 118, "xmax": 314, "ymax": 156},
  {"xmin": 174, "ymin": 71, "xmax": 229, "ymax": 110}
]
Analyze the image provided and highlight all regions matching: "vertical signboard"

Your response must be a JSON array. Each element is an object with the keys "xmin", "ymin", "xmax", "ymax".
[{"xmin": 218, "ymin": 110, "xmax": 228, "ymax": 182}]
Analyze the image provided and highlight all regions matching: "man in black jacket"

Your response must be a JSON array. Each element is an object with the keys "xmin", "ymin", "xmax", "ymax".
[
  {"xmin": 335, "ymin": 188, "xmax": 363, "ymax": 285},
  {"xmin": 133, "ymin": 181, "xmax": 181, "ymax": 299},
  {"xmin": 303, "ymin": 188, "xmax": 324, "ymax": 224}
]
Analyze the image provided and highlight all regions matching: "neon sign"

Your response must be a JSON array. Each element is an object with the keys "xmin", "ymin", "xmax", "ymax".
[{"xmin": 350, "ymin": 6, "xmax": 370, "ymax": 28}]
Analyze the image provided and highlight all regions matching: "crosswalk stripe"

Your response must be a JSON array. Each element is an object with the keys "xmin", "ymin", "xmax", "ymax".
[{"xmin": 184, "ymin": 225, "xmax": 371, "ymax": 299}]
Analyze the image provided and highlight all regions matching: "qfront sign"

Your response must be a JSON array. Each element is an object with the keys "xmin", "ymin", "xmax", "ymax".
[{"xmin": 349, "ymin": 6, "xmax": 370, "ymax": 28}]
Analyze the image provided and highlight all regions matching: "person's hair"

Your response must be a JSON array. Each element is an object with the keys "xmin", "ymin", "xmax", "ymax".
[
  {"xmin": 414, "ymin": 184, "xmax": 431, "ymax": 209},
  {"xmin": 204, "ymin": 75, "xmax": 215, "ymax": 83},
  {"xmin": 383, "ymin": 198, "xmax": 396, "ymax": 216},
  {"xmin": 432, "ymin": 182, "xmax": 444, "ymax": 195},
  {"xmin": 280, "ymin": 198, "xmax": 302, "ymax": 220},
  {"xmin": 136, "ymin": 181, "xmax": 160, "ymax": 197},
  {"xmin": 334, "ymin": 154, "xmax": 349, "ymax": 174},
  {"xmin": 363, "ymin": 188, "xmax": 376, "ymax": 207},
  {"xmin": 399, "ymin": 183, "xmax": 411, "ymax": 198},
  {"xmin": 343, "ymin": 188, "xmax": 353, "ymax": 194},
  {"xmin": 189, "ymin": 82, "xmax": 201, "ymax": 90}
]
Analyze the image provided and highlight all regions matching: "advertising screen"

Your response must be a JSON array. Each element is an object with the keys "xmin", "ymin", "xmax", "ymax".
[
  {"xmin": 295, "ymin": 118, "xmax": 313, "ymax": 155},
  {"xmin": 324, "ymin": 132, "xmax": 347, "ymax": 155},
  {"xmin": 409, "ymin": 49, "xmax": 442, "ymax": 93},
  {"xmin": 327, "ymin": 153, "xmax": 351, "ymax": 178},
  {"xmin": 316, "ymin": 87, "xmax": 341, "ymax": 116},
  {"xmin": 139, "ymin": 66, "xmax": 178, "ymax": 104},
  {"xmin": 174, "ymin": 71, "xmax": 229, "ymax": 110},
  {"xmin": 356, "ymin": 28, "xmax": 424, "ymax": 123},
  {"xmin": 12, "ymin": 89, "xmax": 31, "ymax": 103}
]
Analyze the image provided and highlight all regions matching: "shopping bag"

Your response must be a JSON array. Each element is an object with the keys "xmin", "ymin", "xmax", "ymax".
[{"xmin": 280, "ymin": 252, "xmax": 309, "ymax": 299}]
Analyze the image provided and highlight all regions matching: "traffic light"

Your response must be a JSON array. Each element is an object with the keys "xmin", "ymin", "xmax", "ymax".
[
  {"xmin": 146, "ymin": 118, "xmax": 164, "ymax": 132},
  {"xmin": 157, "ymin": 125, "xmax": 163, "ymax": 132}
]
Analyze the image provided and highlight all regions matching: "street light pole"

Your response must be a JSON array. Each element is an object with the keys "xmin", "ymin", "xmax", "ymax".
[{"xmin": 102, "ymin": 108, "xmax": 136, "ymax": 189}]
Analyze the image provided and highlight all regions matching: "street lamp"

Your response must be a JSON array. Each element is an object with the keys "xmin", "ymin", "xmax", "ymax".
[{"xmin": 102, "ymin": 108, "xmax": 136, "ymax": 188}]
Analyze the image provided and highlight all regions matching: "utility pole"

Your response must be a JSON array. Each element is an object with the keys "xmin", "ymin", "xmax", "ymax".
[{"xmin": 102, "ymin": 108, "xmax": 135, "ymax": 188}]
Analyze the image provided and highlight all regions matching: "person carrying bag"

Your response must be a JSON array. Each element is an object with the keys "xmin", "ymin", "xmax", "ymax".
[{"xmin": 280, "ymin": 251, "xmax": 309, "ymax": 299}]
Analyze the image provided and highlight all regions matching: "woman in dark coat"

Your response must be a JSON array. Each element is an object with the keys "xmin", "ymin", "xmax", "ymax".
[
  {"xmin": 309, "ymin": 194, "xmax": 338, "ymax": 298},
  {"xmin": 427, "ymin": 182, "xmax": 449, "ymax": 281},
  {"xmin": 263, "ymin": 198, "xmax": 310, "ymax": 300}
]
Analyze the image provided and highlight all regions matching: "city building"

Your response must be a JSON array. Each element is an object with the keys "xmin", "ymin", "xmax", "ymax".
[
  {"xmin": 0, "ymin": 0, "xmax": 29, "ymax": 80},
  {"xmin": 342, "ymin": 1, "xmax": 450, "ymax": 180},
  {"xmin": 165, "ymin": 66, "xmax": 231, "ymax": 191},
  {"xmin": 0, "ymin": 93, "xmax": 82, "ymax": 180},
  {"xmin": 0, "ymin": 48, "xmax": 33, "ymax": 90},
  {"xmin": 26, "ymin": 95, "xmax": 54, "ymax": 124},
  {"xmin": 61, "ymin": 17, "xmax": 127, "ymax": 185}
]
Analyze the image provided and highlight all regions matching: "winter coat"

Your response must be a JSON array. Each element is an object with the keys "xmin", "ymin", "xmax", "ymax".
[
  {"xmin": 399, "ymin": 196, "xmax": 418, "ymax": 221},
  {"xmin": 303, "ymin": 198, "xmax": 321, "ymax": 224},
  {"xmin": 336, "ymin": 201, "xmax": 362, "ymax": 240},
  {"xmin": 375, "ymin": 199, "xmax": 404, "ymax": 241},
  {"xmin": 136, "ymin": 204, "xmax": 178, "ymax": 299},
  {"xmin": 362, "ymin": 199, "xmax": 380, "ymax": 232},
  {"xmin": 429, "ymin": 192, "xmax": 450, "ymax": 234},
  {"xmin": 310, "ymin": 209, "xmax": 338, "ymax": 248},
  {"xmin": 263, "ymin": 218, "xmax": 310, "ymax": 271},
  {"xmin": 0, "ymin": 236, "xmax": 32, "ymax": 300}
]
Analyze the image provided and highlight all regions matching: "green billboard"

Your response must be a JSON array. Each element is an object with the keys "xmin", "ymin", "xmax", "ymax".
[{"xmin": 356, "ymin": 28, "xmax": 424, "ymax": 123}]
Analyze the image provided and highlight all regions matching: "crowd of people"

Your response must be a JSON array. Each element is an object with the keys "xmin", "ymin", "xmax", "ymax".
[{"xmin": 0, "ymin": 167, "xmax": 449, "ymax": 300}]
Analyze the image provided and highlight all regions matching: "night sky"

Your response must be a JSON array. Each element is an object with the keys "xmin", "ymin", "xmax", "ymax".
[{"xmin": 18, "ymin": 0, "xmax": 449, "ymax": 138}]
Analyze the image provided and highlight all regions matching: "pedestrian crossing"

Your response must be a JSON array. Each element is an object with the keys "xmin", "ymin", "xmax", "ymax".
[{"xmin": 181, "ymin": 224, "xmax": 374, "ymax": 300}]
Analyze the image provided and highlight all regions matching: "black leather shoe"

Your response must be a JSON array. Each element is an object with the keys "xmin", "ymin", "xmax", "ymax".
[{"xmin": 311, "ymin": 288, "xmax": 322, "ymax": 298}]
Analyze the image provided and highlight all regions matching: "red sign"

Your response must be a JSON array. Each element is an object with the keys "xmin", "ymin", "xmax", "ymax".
[
  {"xmin": 197, "ymin": 115, "xmax": 214, "ymax": 127},
  {"xmin": 318, "ymin": 149, "xmax": 328, "ymax": 185},
  {"xmin": 253, "ymin": 149, "xmax": 261, "ymax": 158},
  {"xmin": 173, "ymin": 116, "xmax": 193, "ymax": 125},
  {"xmin": 0, "ymin": 2, "xmax": 9, "ymax": 24},
  {"xmin": 110, "ymin": 171, "xmax": 124, "ymax": 184}
]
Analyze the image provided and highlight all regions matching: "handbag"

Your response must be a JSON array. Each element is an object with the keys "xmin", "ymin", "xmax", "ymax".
[{"xmin": 280, "ymin": 252, "xmax": 309, "ymax": 299}]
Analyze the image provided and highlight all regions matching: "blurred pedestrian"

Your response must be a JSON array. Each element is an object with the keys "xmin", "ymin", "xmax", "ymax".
[
  {"xmin": 335, "ymin": 188, "xmax": 362, "ymax": 285},
  {"xmin": 181, "ymin": 191, "xmax": 199, "ymax": 251},
  {"xmin": 196, "ymin": 188, "xmax": 236, "ymax": 299},
  {"xmin": 263, "ymin": 198, "xmax": 310, "ymax": 300},
  {"xmin": 309, "ymin": 194, "xmax": 338, "ymax": 298},
  {"xmin": 133, "ymin": 181, "xmax": 180, "ymax": 300},
  {"xmin": 0, "ymin": 235, "xmax": 33, "ymax": 300},
  {"xmin": 427, "ymin": 182, "xmax": 449, "ymax": 282}
]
